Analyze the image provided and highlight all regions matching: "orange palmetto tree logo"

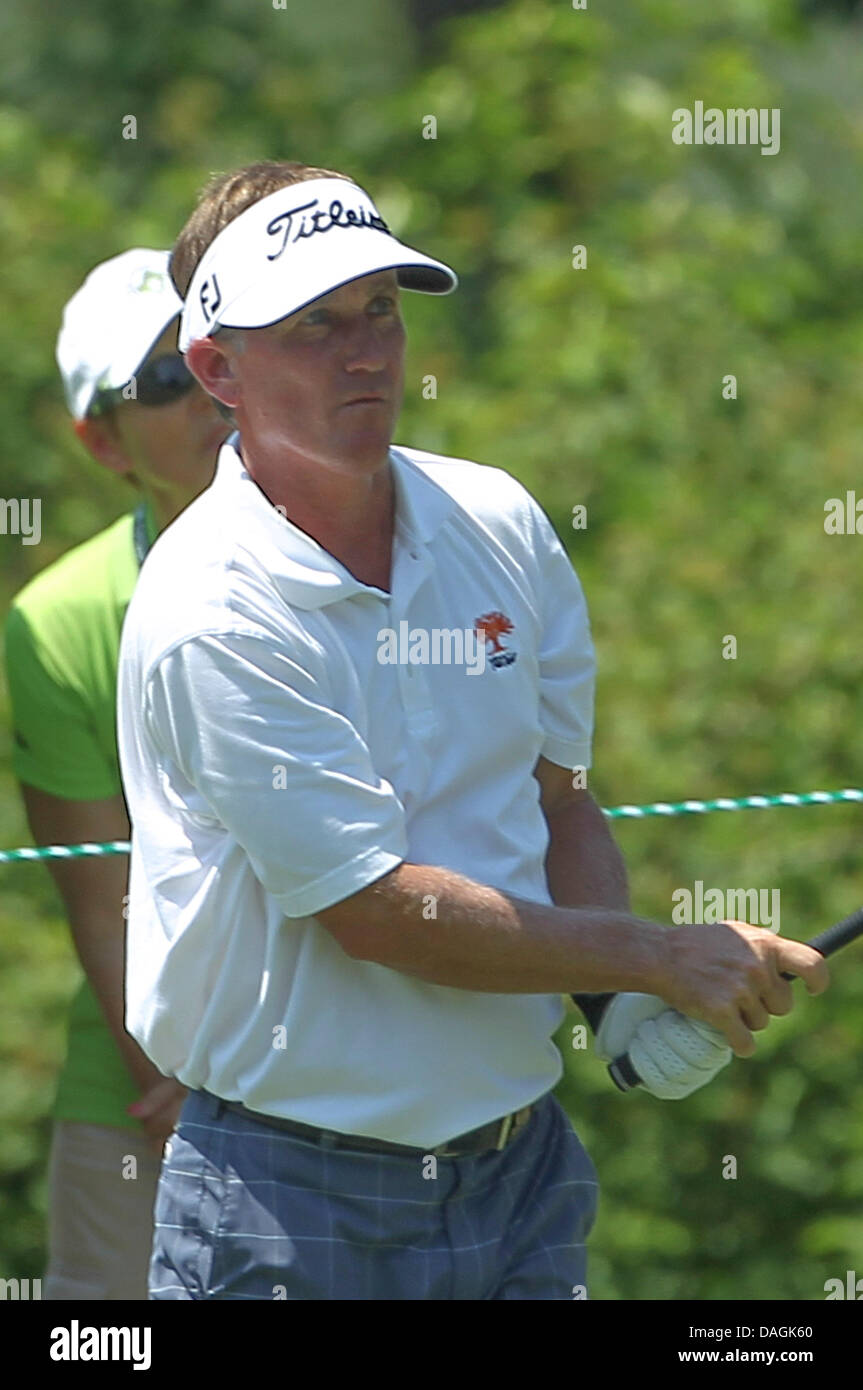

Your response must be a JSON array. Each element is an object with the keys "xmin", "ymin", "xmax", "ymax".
[{"xmin": 475, "ymin": 611, "xmax": 514, "ymax": 653}]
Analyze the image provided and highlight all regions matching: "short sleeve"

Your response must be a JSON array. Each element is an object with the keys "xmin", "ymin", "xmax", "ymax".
[
  {"xmin": 4, "ymin": 604, "xmax": 119, "ymax": 800},
  {"xmin": 144, "ymin": 631, "xmax": 408, "ymax": 919},
  {"xmin": 526, "ymin": 499, "xmax": 596, "ymax": 771}
]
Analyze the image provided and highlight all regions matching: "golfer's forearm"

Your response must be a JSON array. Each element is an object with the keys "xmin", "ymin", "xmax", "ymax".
[
  {"xmin": 326, "ymin": 862, "xmax": 668, "ymax": 994},
  {"xmin": 544, "ymin": 797, "xmax": 631, "ymax": 912},
  {"xmin": 544, "ymin": 796, "xmax": 632, "ymax": 1024}
]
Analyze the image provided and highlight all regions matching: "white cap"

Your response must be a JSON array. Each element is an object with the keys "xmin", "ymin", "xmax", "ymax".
[
  {"xmin": 56, "ymin": 249, "xmax": 183, "ymax": 419},
  {"xmin": 179, "ymin": 177, "xmax": 457, "ymax": 353}
]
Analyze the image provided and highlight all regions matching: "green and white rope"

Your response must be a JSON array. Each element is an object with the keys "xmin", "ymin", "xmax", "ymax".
[
  {"xmin": 0, "ymin": 839, "xmax": 132, "ymax": 864},
  {"xmin": 1, "ymin": 788, "xmax": 861, "ymax": 864},
  {"xmin": 603, "ymin": 788, "xmax": 863, "ymax": 820}
]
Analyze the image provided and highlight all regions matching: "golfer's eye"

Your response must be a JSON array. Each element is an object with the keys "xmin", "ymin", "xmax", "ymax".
[
  {"xmin": 369, "ymin": 296, "xmax": 397, "ymax": 314},
  {"xmin": 300, "ymin": 309, "xmax": 331, "ymax": 326}
]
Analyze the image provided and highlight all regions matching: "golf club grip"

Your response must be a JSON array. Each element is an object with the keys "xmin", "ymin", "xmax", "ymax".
[
  {"xmin": 608, "ymin": 906, "xmax": 863, "ymax": 1093},
  {"xmin": 797, "ymin": 905, "xmax": 863, "ymax": 964}
]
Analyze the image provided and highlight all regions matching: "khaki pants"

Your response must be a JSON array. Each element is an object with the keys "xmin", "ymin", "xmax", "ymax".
[{"xmin": 44, "ymin": 1120, "xmax": 162, "ymax": 1300}]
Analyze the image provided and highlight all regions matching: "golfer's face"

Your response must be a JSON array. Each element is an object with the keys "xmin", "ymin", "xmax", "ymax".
[{"xmin": 231, "ymin": 270, "xmax": 405, "ymax": 473}]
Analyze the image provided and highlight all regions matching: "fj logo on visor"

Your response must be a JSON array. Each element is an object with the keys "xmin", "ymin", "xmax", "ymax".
[{"xmin": 199, "ymin": 273, "xmax": 223, "ymax": 322}]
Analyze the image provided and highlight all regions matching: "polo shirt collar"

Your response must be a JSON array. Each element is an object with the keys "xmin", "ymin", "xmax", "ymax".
[
  {"xmin": 143, "ymin": 496, "xmax": 159, "ymax": 547},
  {"xmin": 214, "ymin": 433, "xmax": 456, "ymax": 611}
]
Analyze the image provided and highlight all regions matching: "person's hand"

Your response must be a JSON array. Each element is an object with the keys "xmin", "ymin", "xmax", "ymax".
[
  {"xmin": 594, "ymin": 992, "xmax": 732, "ymax": 1099},
  {"xmin": 128, "ymin": 1077, "xmax": 188, "ymax": 1157},
  {"xmin": 654, "ymin": 920, "xmax": 830, "ymax": 1056}
]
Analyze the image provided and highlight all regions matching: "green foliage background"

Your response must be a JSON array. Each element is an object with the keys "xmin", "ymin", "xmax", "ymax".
[{"xmin": 1, "ymin": 0, "xmax": 861, "ymax": 1299}]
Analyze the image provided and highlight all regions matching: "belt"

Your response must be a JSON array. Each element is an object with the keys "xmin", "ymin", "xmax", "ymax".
[{"xmin": 207, "ymin": 1092, "xmax": 537, "ymax": 1158}]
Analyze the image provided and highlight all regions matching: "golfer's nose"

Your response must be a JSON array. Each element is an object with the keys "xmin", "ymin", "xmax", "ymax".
[{"xmin": 342, "ymin": 315, "xmax": 389, "ymax": 372}]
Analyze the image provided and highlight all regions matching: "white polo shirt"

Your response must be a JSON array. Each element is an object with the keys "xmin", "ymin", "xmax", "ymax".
[{"xmin": 117, "ymin": 435, "xmax": 596, "ymax": 1148}]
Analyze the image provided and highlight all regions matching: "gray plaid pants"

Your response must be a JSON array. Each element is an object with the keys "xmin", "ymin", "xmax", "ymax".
[{"xmin": 149, "ymin": 1086, "xmax": 599, "ymax": 1300}]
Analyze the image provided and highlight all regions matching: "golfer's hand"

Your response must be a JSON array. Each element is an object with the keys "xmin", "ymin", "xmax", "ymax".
[
  {"xmin": 128, "ymin": 1077, "xmax": 188, "ymax": 1157},
  {"xmin": 655, "ymin": 920, "xmax": 830, "ymax": 1057},
  {"xmin": 595, "ymin": 992, "xmax": 732, "ymax": 1099}
]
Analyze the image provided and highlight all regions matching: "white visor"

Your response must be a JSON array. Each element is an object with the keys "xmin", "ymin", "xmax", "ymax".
[{"xmin": 179, "ymin": 178, "xmax": 457, "ymax": 352}]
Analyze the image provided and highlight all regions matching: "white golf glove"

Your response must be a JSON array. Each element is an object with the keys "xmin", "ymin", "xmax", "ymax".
[{"xmin": 593, "ymin": 993, "xmax": 733, "ymax": 1099}]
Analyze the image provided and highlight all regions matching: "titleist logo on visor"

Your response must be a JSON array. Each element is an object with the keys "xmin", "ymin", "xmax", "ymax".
[
  {"xmin": 196, "ymin": 189, "xmax": 392, "ymax": 328},
  {"xmin": 265, "ymin": 197, "xmax": 391, "ymax": 260},
  {"xmin": 179, "ymin": 177, "xmax": 457, "ymax": 352}
]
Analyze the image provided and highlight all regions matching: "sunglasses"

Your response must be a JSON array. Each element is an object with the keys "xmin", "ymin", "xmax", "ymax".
[{"xmin": 89, "ymin": 353, "xmax": 196, "ymax": 416}]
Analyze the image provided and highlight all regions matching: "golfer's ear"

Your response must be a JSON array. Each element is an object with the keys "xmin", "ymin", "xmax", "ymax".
[{"xmin": 186, "ymin": 337, "xmax": 239, "ymax": 410}]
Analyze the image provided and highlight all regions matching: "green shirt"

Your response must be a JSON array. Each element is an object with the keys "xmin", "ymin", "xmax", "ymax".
[{"xmin": 4, "ymin": 502, "xmax": 158, "ymax": 1131}]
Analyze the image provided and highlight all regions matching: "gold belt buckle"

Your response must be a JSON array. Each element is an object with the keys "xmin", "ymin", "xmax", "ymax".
[{"xmin": 495, "ymin": 1112, "xmax": 515, "ymax": 1150}]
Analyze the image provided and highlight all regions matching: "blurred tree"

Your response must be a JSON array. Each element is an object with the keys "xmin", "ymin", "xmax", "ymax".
[
  {"xmin": 408, "ymin": 0, "xmax": 508, "ymax": 38},
  {"xmin": 802, "ymin": 0, "xmax": 862, "ymax": 14},
  {"xmin": 0, "ymin": 0, "xmax": 415, "ymax": 186}
]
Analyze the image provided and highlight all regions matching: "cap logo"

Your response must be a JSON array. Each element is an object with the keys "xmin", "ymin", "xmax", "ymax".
[
  {"xmin": 199, "ymin": 272, "xmax": 223, "ymax": 324},
  {"xmin": 265, "ymin": 196, "xmax": 391, "ymax": 261},
  {"xmin": 177, "ymin": 177, "xmax": 456, "ymax": 353},
  {"xmin": 133, "ymin": 268, "xmax": 164, "ymax": 293}
]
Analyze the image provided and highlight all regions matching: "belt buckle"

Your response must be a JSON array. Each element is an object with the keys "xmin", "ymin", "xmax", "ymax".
[
  {"xmin": 431, "ymin": 1108, "xmax": 521, "ymax": 1159},
  {"xmin": 495, "ymin": 1112, "xmax": 514, "ymax": 1151}
]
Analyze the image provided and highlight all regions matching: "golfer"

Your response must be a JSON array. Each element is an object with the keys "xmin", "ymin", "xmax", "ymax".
[
  {"xmin": 116, "ymin": 160, "xmax": 828, "ymax": 1300},
  {"xmin": 4, "ymin": 249, "xmax": 226, "ymax": 1298}
]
